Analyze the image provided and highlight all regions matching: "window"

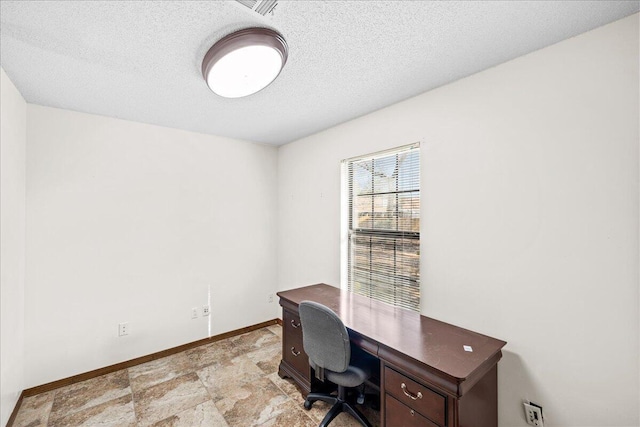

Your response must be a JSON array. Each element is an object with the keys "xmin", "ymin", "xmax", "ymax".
[{"xmin": 343, "ymin": 144, "xmax": 420, "ymax": 311}]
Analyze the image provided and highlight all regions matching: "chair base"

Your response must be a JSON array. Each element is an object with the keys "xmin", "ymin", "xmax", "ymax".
[{"xmin": 304, "ymin": 385, "xmax": 372, "ymax": 427}]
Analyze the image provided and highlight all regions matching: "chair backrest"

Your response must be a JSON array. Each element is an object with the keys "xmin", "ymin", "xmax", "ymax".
[{"xmin": 299, "ymin": 300, "xmax": 351, "ymax": 373}]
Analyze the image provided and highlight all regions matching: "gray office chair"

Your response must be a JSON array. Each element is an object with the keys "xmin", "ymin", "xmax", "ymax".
[{"xmin": 299, "ymin": 300, "xmax": 375, "ymax": 427}]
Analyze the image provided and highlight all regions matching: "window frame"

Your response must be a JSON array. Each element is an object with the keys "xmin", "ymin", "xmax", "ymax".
[{"xmin": 341, "ymin": 143, "xmax": 421, "ymax": 311}]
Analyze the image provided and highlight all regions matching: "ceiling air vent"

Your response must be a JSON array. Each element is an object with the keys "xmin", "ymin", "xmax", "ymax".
[{"xmin": 235, "ymin": 0, "xmax": 278, "ymax": 16}]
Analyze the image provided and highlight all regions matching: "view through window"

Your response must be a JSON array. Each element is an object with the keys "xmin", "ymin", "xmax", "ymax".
[{"xmin": 344, "ymin": 144, "xmax": 420, "ymax": 311}]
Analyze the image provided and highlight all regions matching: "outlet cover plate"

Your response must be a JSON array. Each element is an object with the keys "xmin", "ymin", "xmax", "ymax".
[
  {"xmin": 523, "ymin": 402, "xmax": 543, "ymax": 427},
  {"xmin": 118, "ymin": 322, "xmax": 129, "ymax": 336}
]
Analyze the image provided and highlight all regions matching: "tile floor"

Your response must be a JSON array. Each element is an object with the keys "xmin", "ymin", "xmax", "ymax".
[{"xmin": 12, "ymin": 324, "xmax": 380, "ymax": 427}]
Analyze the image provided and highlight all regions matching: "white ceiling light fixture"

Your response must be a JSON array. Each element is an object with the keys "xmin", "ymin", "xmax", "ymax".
[{"xmin": 202, "ymin": 27, "xmax": 288, "ymax": 98}]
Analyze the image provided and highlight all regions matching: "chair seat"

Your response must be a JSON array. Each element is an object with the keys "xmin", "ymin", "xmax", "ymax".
[
  {"xmin": 326, "ymin": 364, "xmax": 370, "ymax": 388},
  {"xmin": 310, "ymin": 349, "xmax": 375, "ymax": 388}
]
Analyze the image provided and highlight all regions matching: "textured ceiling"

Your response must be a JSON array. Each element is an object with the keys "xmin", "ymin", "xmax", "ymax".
[{"xmin": 1, "ymin": 1, "xmax": 638, "ymax": 145}]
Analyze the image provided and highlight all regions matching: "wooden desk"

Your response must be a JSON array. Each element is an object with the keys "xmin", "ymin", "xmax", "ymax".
[{"xmin": 277, "ymin": 284, "xmax": 506, "ymax": 427}]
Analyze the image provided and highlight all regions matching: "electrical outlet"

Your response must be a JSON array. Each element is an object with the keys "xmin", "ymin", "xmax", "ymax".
[
  {"xmin": 202, "ymin": 305, "xmax": 210, "ymax": 316},
  {"xmin": 191, "ymin": 307, "xmax": 198, "ymax": 319},
  {"xmin": 268, "ymin": 293, "xmax": 274, "ymax": 303},
  {"xmin": 118, "ymin": 322, "xmax": 129, "ymax": 336},
  {"xmin": 523, "ymin": 402, "xmax": 544, "ymax": 426}
]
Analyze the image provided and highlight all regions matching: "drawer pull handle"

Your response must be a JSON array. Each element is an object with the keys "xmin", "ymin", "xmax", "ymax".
[
  {"xmin": 410, "ymin": 410, "xmax": 415, "ymax": 416},
  {"xmin": 401, "ymin": 383, "xmax": 423, "ymax": 400},
  {"xmin": 291, "ymin": 320, "xmax": 301, "ymax": 328},
  {"xmin": 291, "ymin": 347, "xmax": 301, "ymax": 356}
]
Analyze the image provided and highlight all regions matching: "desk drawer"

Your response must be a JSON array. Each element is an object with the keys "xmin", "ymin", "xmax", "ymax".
[
  {"xmin": 284, "ymin": 310, "xmax": 303, "ymax": 338},
  {"xmin": 385, "ymin": 367, "xmax": 445, "ymax": 426},
  {"xmin": 283, "ymin": 311, "xmax": 309, "ymax": 376},
  {"xmin": 386, "ymin": 395, "xmax": 439, "ymax": 427}
]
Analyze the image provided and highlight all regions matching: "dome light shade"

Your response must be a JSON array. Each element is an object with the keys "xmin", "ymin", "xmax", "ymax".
[{"xmin": 202, "ymin": 28, "xmax": 288, "ymax": 98}]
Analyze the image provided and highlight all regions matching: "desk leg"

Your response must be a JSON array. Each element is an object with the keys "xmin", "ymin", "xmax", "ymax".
[{"xmin": 457, "ymin": 364, "xmax": 498, "ymax": 427}]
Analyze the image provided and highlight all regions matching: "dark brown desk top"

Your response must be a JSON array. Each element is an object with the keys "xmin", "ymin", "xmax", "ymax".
[{"xmin": 277, "ymin": 284, "xmax": 506, "ymax": 382}]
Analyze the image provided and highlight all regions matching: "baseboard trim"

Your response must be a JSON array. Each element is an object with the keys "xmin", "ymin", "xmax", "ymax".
[
  {"xmin": 5, "ymin": 390, "xmax": 25, "ymax": 427},
  {"xmin": 21, "ymin": 318, "xmax": 280, "ymax": 398}
]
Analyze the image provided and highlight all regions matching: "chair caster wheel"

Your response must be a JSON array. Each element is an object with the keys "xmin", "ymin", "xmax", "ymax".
[{"xmin": 303, "ymin": 400, "xmax": 313, "ymax": 410}]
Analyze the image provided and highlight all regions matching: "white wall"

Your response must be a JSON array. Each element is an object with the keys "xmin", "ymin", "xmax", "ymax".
[
  {"xmin": 278, "ymin": 14, "xmax": 639, "ymax": 427},
  {"xmin": 0, "ymin": 68, "xmax": 26, "ymax": 425},
  {"xmin": 25, "ymin": 106, "xmax": 278, "ymax": 387}
]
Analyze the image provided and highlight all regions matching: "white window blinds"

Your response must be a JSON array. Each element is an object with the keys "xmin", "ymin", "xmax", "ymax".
[{"xmin": 344, "ymin": 144, "xmax": 420, "ymax": 311}]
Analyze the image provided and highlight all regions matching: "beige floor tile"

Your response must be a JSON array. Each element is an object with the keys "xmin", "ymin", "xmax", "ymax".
[
  {"xmin": 128, "ymin": 353, "xmax": 194, "ymax": 393},
  {"xmin": 133, "ymin": 372, "xmax": 210, "ymax": 427},
  {"xmin": 229, "ymin": 328, "xmax": 280, "ymax": 355},
  {"xmin": 214, "ymin": 376, "xmax": 289, "ymax": 426},
  {"xmin": 49, "ymin": 370, "xmax": 131, "ymax": 423},
  {"xmin": 250, "ymin": 399, "xmax": 317, "ymax": 427},
  {"xmin": 196, "ymin": 354, "xmax": 265, "ymax": 401},
  {"xmin": 48, "ymin": 394, "xmax": 136, "ymax": 427},
  {"xmin": 246, "ymin": 341, "xmax": 281, "ymax": 375},
  {"xmin": 185, "ymin": 339, "xmax": 236, "ymax": 371},
  {"xmin": 266, "ymin": 372, "xmax": 303, "ymax": 399},
  {"xmin": 10, "ymin": 326, "xmax": 380, "ymax": 426},
  {"xmin": 12, "ymin": 390, "xmax": 55, "ymax": 427},
  {"xmin": 266, "ymin": 324, "xmax": 282, "ymax": 337},
  {"xmin": 149, "ymin": 400, "xmax": 228, "ymax": 427}
]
